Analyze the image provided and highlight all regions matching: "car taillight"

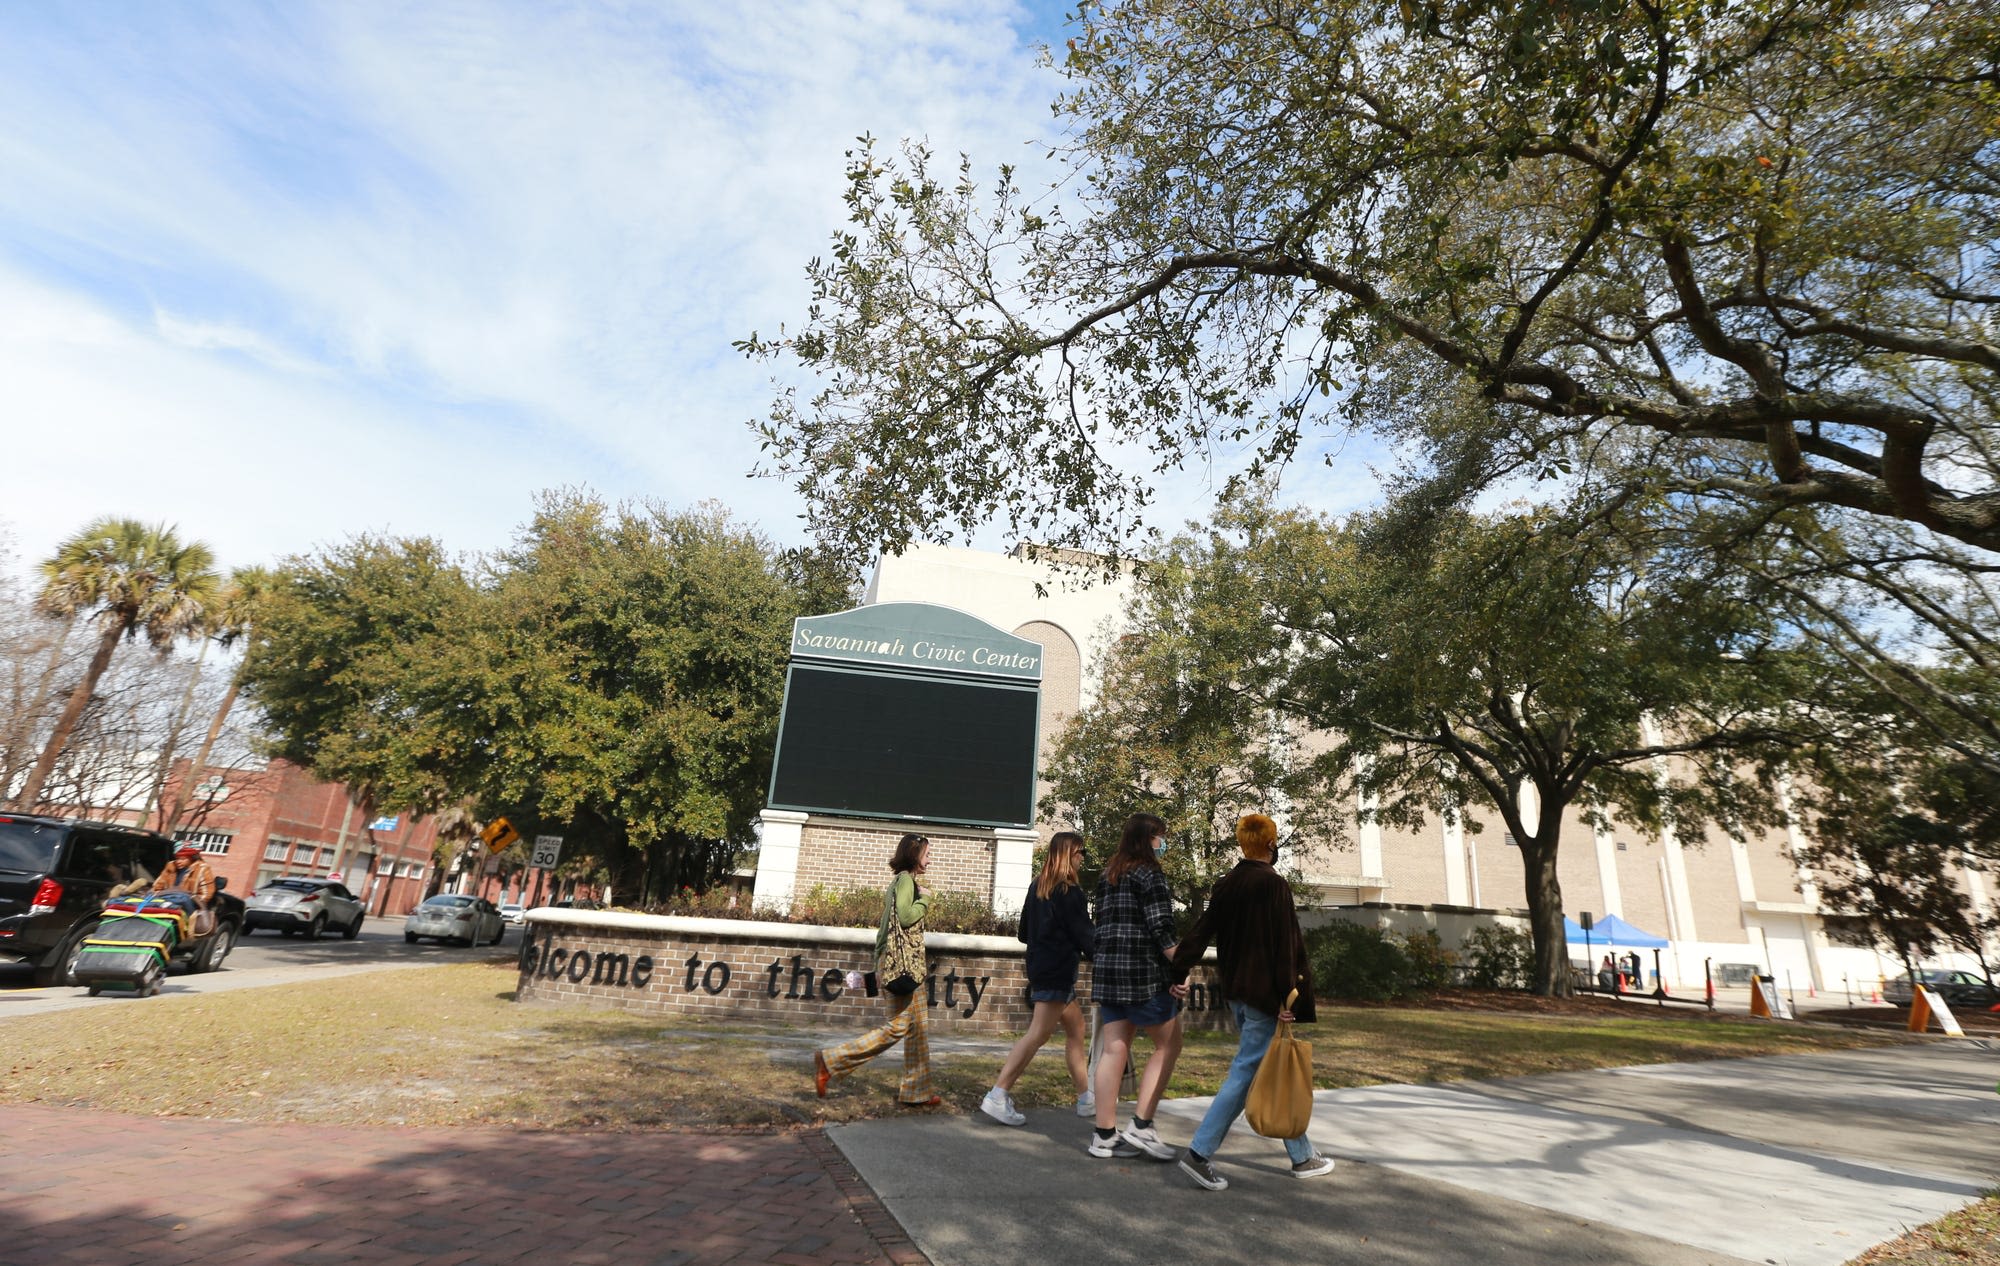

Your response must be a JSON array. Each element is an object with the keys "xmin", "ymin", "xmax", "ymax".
[
  {"xmin": 299, "ymin": 893, "xmax": 320, "ymax": 902},
  {"xmin": 28, "ymin": 878, "xmax": 61, "ymax": 915}
]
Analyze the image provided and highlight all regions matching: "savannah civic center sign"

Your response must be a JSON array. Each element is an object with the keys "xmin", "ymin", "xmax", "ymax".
[{"xmin": 768, "ymin": 603, "xmax": 1045, "ymax": 829}]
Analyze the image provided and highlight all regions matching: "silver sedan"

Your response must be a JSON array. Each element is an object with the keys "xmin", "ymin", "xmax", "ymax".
[
  {"xmin": 244, "ymin": 878, "xmax": 368, "ymax": 940},
  {"xmin": 403, "ymin": 893, "xmax": 506, "ymax": 946}
]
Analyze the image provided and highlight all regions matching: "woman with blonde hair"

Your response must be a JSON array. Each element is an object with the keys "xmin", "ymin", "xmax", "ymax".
[{"xmin": 980, "ymin": 831, "xmax": 1095, "ymax": 1126}]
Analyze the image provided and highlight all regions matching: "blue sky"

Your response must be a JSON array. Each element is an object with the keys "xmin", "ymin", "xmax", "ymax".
[{"xmin": 0, "ymin": 1, "xmax": 1383, "ymax": 581}]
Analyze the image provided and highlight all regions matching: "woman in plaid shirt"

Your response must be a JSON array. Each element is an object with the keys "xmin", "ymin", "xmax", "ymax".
[{"xmin": 1087, "ymin": 812, "xmax": 1189, "ymax": 1160}]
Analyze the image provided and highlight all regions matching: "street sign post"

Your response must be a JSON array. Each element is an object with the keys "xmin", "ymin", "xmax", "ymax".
[{"xmin": 530, "ymin": 835, "xmax": 563, "ymax": 870}]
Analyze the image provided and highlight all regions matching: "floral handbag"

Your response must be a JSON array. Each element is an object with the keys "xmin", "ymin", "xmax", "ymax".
[{"xmin": 876, "ymin": 877, "xmax": 926, "ymax": 996}]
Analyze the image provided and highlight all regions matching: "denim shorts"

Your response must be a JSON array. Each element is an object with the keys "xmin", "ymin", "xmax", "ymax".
[
  {"xmin": 1029, "ymin": 987, "xmax": 1076, "ymax": 1004},
  {"xmin": 1099, "ymin": 991, "xmax": 1181, "ymax": 1029}
]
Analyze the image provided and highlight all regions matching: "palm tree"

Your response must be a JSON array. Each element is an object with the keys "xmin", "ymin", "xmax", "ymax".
[
  {"xmin": 11, "ymin": 519, "xmax": 219, "ymax": 811},
  {"xmin": 163, "ymin": 565, "xmax": 274, "ymax": 831}
]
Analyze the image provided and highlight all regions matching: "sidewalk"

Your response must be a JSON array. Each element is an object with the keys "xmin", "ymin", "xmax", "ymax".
[
  {"xmin": 829, "ymin": 1042, "xmax": 1999, "ymax": 1266},
  {"xmin": 0, "ymin": 1106, "xmax": 924, "ymax": 1266}
]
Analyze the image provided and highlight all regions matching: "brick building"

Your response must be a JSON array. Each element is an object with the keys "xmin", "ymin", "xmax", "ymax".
[{"xmin": 149, "ymin": 759, "xmax": 442, "ymax": 917}]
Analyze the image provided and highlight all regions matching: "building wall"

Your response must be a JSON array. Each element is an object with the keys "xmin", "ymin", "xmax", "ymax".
[{"xmin": 791, "ymin": 818, "xmax": 998, "ymax": 907}]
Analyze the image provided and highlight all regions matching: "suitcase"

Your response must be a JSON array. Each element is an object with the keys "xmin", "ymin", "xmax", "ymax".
[{"xmin": 75, "ymin": 916, "xmax": 178, "ymax": 997}]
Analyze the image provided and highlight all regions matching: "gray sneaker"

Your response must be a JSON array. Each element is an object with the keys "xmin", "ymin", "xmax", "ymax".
[
  {"xmin": 1074, "ymin": 1090, "xmax": 1096, "ymax": 1117},
  {"xmin": 1087, "ymin": 1133, "xmax": 1143, "ymax": 1159},
  {"xmin": 1291, "ymin": 1154, "xmax": 1336, "ymax": 1179},
  {"xmin": 1179, "ymin": 1152, "xmax": 1228, "ymax": 1191}
]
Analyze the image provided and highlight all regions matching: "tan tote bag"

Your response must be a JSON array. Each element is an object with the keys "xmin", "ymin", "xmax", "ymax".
[{"xmin": 1244, "ymin": 986, "xmax": 1314, "ymax": 1138}]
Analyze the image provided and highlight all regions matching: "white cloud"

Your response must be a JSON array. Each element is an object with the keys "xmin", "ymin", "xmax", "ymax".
[{"xmin": 0, "ymin": 1, "xmax": 1067, "ymax": 573}]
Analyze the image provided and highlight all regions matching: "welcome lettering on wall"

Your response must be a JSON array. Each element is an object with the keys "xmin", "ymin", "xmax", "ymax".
[{"xmin": 519, "ymin": 930, "xmax": 1002, "ymax": 1018}]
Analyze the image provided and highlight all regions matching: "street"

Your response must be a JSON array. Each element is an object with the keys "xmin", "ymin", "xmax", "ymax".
[{"xmin": 0, "ymin": 916, "xmax": 520, "ymax": 1019}]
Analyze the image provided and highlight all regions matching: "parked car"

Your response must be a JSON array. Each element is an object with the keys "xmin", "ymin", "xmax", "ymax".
[
  {"xmin": 499, "ymin": 902, "xmax": 526, "ymax": 926},
  {"xmin": 243, "ymin": 878, "xmax": 368, "ymax": 940},
  {"xmin": 0, "ymin": 814, "xmax": 244, "ymax": 985},
  {"xmin": 1884, "ymin": 969, "xmax": 2000, "ymax": 1009},
  {"xmin": 404, "ymin": 893, "xmax": 506, "ymax": 946}
]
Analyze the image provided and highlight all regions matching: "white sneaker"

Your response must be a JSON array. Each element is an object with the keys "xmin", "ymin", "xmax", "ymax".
[
  {"xmin": 980, "ymin": 1088, "xmax": 1025, "ymax": 1127},
  {"xmin": 1291, "ymin": 1154, "xmax": 1336, "ymax": 1179},
  {"xmin": 1087, "ymin": 1133, "xmax": 1142, "ymax": 1158},
  {"xmin": 1074, "ymin": 1091, "xmax": 1095, "ymax": 1118},
  {"xmin": 1119, "ymin": 1122, "xmax": 1176, "ymax": 1161}
]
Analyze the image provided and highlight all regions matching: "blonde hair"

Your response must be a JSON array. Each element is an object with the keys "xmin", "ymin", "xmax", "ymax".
[{"xmin": 1035, "ymin": 831, "xmax": 1085, "ymax": 901}]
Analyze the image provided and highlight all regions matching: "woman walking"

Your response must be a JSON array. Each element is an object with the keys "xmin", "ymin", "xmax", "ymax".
[
  {"xmin": 1087, "ymin": 812, "xmax": 1188, "ymax": 1160},
  {"xmin": 981, "ymin": 831, "xmax": 1096, "ymax": 1126},
  {"xmin": 813, "ymin": 834, "xmax": 942, "ymax": 1108}
]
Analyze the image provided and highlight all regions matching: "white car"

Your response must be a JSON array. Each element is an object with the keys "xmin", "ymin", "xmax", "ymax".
[
  {"xmin": 499, "ymin": 902, "xmax": 526, "ymax": 926},
  {"xmin": 403, "ymin": 894, "xmax": 506, "ymax": 946}
]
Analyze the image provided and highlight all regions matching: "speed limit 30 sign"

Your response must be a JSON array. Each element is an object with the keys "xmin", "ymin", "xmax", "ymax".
[{"xmin": 530, "ymin": 835, "xmax": 564, "ymax": 869}]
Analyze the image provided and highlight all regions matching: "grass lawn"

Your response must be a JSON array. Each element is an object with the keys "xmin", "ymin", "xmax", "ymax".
[
  {"xmin": 1852, "ymin": 1194, "xmax": 2000, "ymax": 1266},
  {"xmin": 2, "ymin": 961, "xmax": 1895, "ymax": 1132}
]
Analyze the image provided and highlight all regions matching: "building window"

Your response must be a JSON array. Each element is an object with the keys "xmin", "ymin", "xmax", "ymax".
[
  {"xmin": 399, "ymin": 862, "xmax": 422, "ymax": 878},
  {"xmin": 173, "ymin": 829, "xmax": 232, "ymax": 855},
  {"xmin": 264, "ymin": 839, "xmax": 289, "ymax": 862}
]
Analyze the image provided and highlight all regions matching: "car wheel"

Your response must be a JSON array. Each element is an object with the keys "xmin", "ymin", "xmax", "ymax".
[
  {"xmin": 405, "ymin": 932, "xmax": 419, "ymax": 944},
  {"xmin": 35, "ymin": 922, "xmax": 98, "ymax": 988},
  {"xmin": 304, "ymin": 915, "xmax": 325, "ymax": 942},
  {"xmin": 342, "ymin": 914, "xmax": 363, "ymax": 941},
  {"xmin": 194, "ymin": 923, "xmax": 235, "ymax": 973}
]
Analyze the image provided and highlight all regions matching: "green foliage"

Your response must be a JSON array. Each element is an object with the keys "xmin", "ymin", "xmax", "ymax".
[
  {"xmin": 751, "ymin": 0, "xmax": 2000, "ymax": 563},
  {"xmin": 673, "ymin": 884, "xmax": 1016, "ymax": 937},
  {"xmin": 1399, "ymin": 929, "xmax": 1458, "ymax": 992},
  {"xmin": 1039, "ymin": 510, "xmax": 1348, "ymax": 916},
  {"xmin": 243, "ymin": 492, "xmax": 862, "ymax": 903},
  {"xmin": 1461, "ymin": 924, "xmax": 1534, "ymax": 991},
  {"xmin": 1306, "ymin": 920, "xmax": 1418, "ymax": 1002}
]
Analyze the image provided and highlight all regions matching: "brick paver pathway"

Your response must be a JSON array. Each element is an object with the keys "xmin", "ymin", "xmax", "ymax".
[{"xmin": 0, "ymin": 1105, "xmax": 926, "ymax": 1266}]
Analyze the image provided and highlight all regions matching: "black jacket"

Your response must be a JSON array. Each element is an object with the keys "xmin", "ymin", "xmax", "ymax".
[
  {"xmin": 1019, "ymin": 882, "xmax": 1093, "ymax": 993},
  {"xmin": 1170, "ymin": 858, "xmax": 1317, "ymax": 1023}
]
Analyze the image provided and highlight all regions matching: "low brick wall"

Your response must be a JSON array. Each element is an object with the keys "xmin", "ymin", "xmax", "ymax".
[{"xmin": 517, "ymin": 910, "xmax": 1229, "ymax": 1036}]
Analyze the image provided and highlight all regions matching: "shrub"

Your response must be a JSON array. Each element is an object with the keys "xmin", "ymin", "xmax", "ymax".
[
  {"xmin": 1461, "ymin": 924, "xmax": 1533, "ymax": 990},
  {"xmin": 635, "ymin": 882, "xmax": 1017, "ymax": 937},
  {"xmin": 1398, "ymin": 929, "xmax": 1458, "ymax": 991},
  {"xmin": 1306, "ymin": 920, "xmax": 1416, "ymax": 1001}
]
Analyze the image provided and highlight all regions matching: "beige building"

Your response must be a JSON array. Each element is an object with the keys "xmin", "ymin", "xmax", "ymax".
[{"xmin": 754, "ymin": 543, "xmax": 1979, "ymax": 994}]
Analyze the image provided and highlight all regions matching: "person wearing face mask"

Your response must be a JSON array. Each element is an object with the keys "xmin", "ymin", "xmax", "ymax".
[
  {"xmin": 1168, "ymin": 813, "xmax": 1333, "ymax": 1190},
  {"xmin": 1085, "ymin": 812, "xmax": 1189, "ymax": 1160}
]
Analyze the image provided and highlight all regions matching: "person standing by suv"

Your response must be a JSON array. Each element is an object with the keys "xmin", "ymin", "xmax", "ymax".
[
  {"xmin": 1168, "ymin": 813, "xmax": 1335, "ymax": 1191},
  {"xmin": 152, "ymin": 842, "xmax": 217, "ymax": 935}
]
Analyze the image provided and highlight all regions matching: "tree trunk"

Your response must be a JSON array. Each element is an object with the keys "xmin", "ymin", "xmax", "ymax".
[
  {"xmin": 164, "ymin": 666, "xmax": 242, "ymax": 831},
  {"xmin": 325, "ymin": 795, "xmax": 361, "ymax": 878},
  {"xmin": 146, "ymin": 640, "xmax": 211, "ymax": 828},
  {"xmin": 1518, "ymin": 803, "xmax": 1572, "ymax": 997},
  {"xmin": 13, "ymin": 618, "xmax": 125, "ymax": 811},
  {"xmin": 1, "ymin": 614, "xmax": 75, "ymax": 800}
]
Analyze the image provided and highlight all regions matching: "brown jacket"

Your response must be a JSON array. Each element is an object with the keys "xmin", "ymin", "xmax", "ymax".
[
  {"xmin": 1169, "ymin": 858, "xmax": 1317, "ymax": 1023},
  {"xmin": 152, "ymin": 854, "xmax": 216, "ymax": 907}
]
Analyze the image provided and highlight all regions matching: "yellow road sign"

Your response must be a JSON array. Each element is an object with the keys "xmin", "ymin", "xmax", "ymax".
[{"xmin": 479, "ymin": 817, "xmax": 521, "ymax": 850}]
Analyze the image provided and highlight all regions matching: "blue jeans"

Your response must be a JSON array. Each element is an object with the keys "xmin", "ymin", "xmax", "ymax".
[{"xmin": 1189, "ymin": 1001, "xmax": 1315, "ymax": 1164}]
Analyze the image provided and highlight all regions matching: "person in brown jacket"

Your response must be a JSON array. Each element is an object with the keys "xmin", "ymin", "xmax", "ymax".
[
  {"xmin": 151, "ymin": 843, "xmax": 217, "ymax": 935},
  {"xmin": 1168, "ymin": 812, "xmax": 1335, "ymax": 1191}
]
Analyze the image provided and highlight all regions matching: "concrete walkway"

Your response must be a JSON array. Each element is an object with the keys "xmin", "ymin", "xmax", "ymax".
[{"xmin": 829, "ymin": 1042, "xmax": 1999, "ymax": 1266}]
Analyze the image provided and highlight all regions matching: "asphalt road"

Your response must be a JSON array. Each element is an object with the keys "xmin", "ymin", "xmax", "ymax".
[{"xmin": 0, "ymin": 915, "xmax": 521, "ymax": 1018}]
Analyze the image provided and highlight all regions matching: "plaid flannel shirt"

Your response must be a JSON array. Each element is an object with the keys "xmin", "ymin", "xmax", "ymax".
[{"xmin": 1091, "ymin": 864, "xmax": 1178, "ymax": 1005}]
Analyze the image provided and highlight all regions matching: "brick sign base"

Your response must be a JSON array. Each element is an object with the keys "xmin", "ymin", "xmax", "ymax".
[{"xmin": 517, "ymin": 910, "xmax": 1229, "ymax": 1036}]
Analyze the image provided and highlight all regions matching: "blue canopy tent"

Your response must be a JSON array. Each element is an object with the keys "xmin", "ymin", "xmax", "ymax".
[{"xmin": 1564, "ymin": 914, "xmax": 1669, "ymax": 948}]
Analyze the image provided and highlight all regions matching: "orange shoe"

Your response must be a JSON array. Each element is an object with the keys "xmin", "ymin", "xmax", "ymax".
[
  {"xmin": 813, "ymin": 1050, "xmax": 831, "ymax": 1099},
  {"xmin": 899, "ymin": 1095, "xmax": 943, "ymax": 1109}
]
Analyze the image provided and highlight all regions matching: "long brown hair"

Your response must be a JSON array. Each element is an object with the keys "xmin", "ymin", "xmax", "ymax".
[
  {"xmin": 1103, "ymin": 813, "xmax": 1165, "ymax": 887},
  {"xmin": 1035, "ymin": 831, "xmax": 1085, "ymax": 901}
]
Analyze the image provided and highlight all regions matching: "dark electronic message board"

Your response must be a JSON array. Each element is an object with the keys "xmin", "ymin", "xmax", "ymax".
[{"xmin": 767, "ymin": 604, "xmax": 1044, "ymax": 828}]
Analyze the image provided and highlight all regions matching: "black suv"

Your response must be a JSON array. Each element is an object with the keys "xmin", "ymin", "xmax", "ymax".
[{"xmin": 0, "ymin": 814, "xmax": 244, "ymax": 986}]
